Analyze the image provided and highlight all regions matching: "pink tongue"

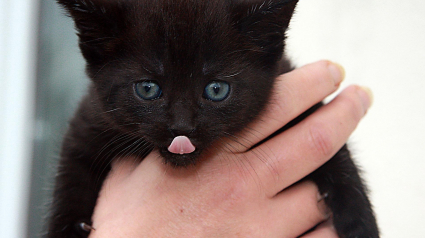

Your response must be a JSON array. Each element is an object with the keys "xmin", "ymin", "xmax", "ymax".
[{"xmin": 168, "ymin": 136, "xmax": 196, "ymax": 154}]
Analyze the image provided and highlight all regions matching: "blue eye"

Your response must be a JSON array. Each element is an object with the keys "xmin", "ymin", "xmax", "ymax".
[
  {"xmin": 203, "ymin": 81, "xmax": 230, "ymax": 102},
  {"xmin": 135, "ymin": 81, "xmax": 162, "ymax": 100}
]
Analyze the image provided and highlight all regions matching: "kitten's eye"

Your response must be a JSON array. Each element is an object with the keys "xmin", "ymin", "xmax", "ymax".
[
  {"xmin": 203, "ymin": 81, "xmax": 230, "ymax": 102},
  {"xmin": 135, "ymin": 81, "xmax": 162, "ymax": 100}
]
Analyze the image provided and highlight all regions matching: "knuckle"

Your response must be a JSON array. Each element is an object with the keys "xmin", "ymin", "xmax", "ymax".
[{"xmin": 308, "ymin": 122, "xmax": 335, "ymax": 158}]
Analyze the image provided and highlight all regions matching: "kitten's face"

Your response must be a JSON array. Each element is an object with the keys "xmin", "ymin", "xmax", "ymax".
[{"xmin": 61, "ymin": 0, "xmax": 298, "ymax": 166}]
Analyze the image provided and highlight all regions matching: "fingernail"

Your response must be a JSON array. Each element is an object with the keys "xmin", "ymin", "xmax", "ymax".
[
  {"xmin": 328, "ymin": 62, "xmax": 345, "ymax": 86},
  {"xmin": 358, "ymin": 86, "xmax": 374, "ymax": 113}
]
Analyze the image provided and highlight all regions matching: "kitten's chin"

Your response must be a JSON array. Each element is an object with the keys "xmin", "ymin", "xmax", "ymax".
[{"xmin": 158, "ymin": 148, "xmax": 203, "ymax": 167}]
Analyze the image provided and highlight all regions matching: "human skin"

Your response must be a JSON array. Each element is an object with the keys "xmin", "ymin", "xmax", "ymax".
[{"xmin": 88, "ymin": 60, "xmax": 373, "ymax": 238}]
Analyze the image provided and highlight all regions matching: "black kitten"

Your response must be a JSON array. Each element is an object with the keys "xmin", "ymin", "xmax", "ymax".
[{"xmin": 48, "ymin": 0, "xmax": 379, "ymax": 237}]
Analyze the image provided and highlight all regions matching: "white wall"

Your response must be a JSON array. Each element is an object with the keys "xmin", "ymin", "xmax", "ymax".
[
  {"xmin": 0, "ymin": 0, "xmax": 39, "ymax": 237},
  {"xmin": 287, "ymin": 0, "xmax": 425, "ymax": 237}
]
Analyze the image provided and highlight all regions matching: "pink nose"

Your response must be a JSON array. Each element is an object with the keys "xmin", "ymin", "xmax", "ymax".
[{"xmin": 168, "ymin": 136, "xmax": 196, "ymax": 154}]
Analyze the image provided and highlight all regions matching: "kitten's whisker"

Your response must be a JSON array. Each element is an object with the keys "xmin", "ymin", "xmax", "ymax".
[
  {"xmin": 113, "ymin": 138, "xmax": 147, "ymax": 178},
  {"xmin": 91, "ymin": 131, "xmax": 135, "ymax": 165},
  {"xmin": 94, "ymin": 133, "xmax": 142, "ymax": 187},
  {"xmin": 117, "ymin": 122, "xmax": 143, "ymax": 127},
  {"xmin": 103, "ymin": 108, "xmax": 122, "ymax": 114},
  {"xmin": 128, "ymin": 140, "xmax": 153, "ymax": 170},
  {"xmin": 221, "ymin": 70, "xmax": 244, "ymax": 78},
  {"xmin": 91, "ymin": 135, "xmax": 131, "ymax": 178},
  {"xmin": 81, "ymin": 36, "xmax": 118, "ymax": 44},
  {"xmin": 216, "ymin": 138, "xmax": 261, "ymax": 186},
  {"xmin": 90, "ymin": 133, "xmax": 130, "ymax": 173},
  {"xmin": 157, "ymin": 156, "xmax": 170, "ymax": 186},
  {"xmin": 222, "ymin": 132, "xmax": 252, "ymax": 151},
  {"xmin": 115, "ymin": 138, "xmax": 144, "ymax": 161},
  {"xmin": 234, "ymin": 126, "xmax": 280, "ymax": 182},
  {"xmin": 249, "ymin": 144, "xmax": 280, "ymax": 185},
  {"xmin": 207, "ymin": 141, "xmax": 234, "ymax": 178},
  {"xmin": 84, "ymin": 122, "xmax": 145, "ymax": 167},
  {"xmin": 220, "ymin": 135, "xmax": 277, "ymax": 193},
  {"xmin": 226, "ymin": 48, "xmax": 268, "ymax": 56},
  {"xmin": 236, "ymin": 152, "xmax": 264, "ymax": 193},
  {"xmin": 91, "ymin": 59, "xmax": 121, "ymax": 81},
  {"xmin": 243, "ymin": 125, "xmax": 267, "ymax": 140},
  {"xmin": 92, "ymin": 132, "xmax": 139, "ymax": 186}
]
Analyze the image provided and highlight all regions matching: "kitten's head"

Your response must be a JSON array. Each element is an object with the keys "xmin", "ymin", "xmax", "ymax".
[{"xmin": 59, "ymin": 0, "xmax": 298, "ymax": 166}]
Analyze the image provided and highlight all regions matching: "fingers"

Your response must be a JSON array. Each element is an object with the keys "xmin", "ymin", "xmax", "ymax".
[
  {"xmin": 247, "ymin": 85, "xmax": 373, "ymax": 197},
  {"xmin": 232, "ymin": 60, "xmax": 345, "ymax": 152},
  {"xmin": 300, "ymin": 219, "xmax": 339, "ymax": 238},
  {"xmin": 266, "ymin": 181, "xmax": 330, "ymax": 238}
]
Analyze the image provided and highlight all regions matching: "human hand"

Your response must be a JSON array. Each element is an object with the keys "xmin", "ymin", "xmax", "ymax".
[{"xmin": 88, "ymin": 60, "xmax": 372, "ymax": 238}]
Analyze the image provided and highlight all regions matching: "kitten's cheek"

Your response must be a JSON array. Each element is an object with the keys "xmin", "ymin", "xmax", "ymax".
[{"xmin": 168, "ymin": 136, "xmax": 196, "ymax": 154}]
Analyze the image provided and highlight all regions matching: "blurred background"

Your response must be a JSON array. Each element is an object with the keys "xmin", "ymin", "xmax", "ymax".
[{"xmin": 1, "ymin": 0, "xmax": 424, "ymax": 237}]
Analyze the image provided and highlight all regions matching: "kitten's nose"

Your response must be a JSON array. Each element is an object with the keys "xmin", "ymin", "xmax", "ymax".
[
  {"xmin": 168, "ymin": 126, "xmax": 195, "ymax": 137},
  {"xmin": 169, "ymin": 102, "xmax": 195, "ymax": 136}
]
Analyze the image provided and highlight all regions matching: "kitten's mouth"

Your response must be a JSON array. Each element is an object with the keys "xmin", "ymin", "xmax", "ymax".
[
  {"xmin": 168, "ymin": 136, "xmax": 196, "ymax": 155},
  {"xmin": 156, "ymin": 136, "xmax": 201, "ymax": 167}
]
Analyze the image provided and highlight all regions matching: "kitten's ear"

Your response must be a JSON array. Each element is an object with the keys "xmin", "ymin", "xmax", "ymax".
[
  {"xmin": 57, "ymin": 0, "xmax": 126, "ymax": 63},
  {"xmin": 232, "ymin": 0, "xmax": 298, "ymax": 56}
]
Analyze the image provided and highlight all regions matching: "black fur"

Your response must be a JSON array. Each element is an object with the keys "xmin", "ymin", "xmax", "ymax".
[{"xmin": 47, "ymin": 0, "xmax": 379, "ymax": 237}]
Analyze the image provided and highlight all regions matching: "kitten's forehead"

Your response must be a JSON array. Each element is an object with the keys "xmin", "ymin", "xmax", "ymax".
[
  {"xmin": 123, "ymin": 0, "xmax": 242, "ymax": 78},
  {"xmin": 129, "ymin": 0, "xmax": 231, "ymax": 39}
]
